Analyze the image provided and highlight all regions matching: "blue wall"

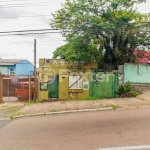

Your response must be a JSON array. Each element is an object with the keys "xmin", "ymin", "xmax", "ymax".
[
  {"xmin": 16, "ymin": 60, "xmax": 34, "ymax": 76},
  {"xmin": 0, "ymin": 60, "xmax": 34, "ymax": 76},
  {"xmin": 124, "ymin": 63, "xmax": 150, "ymax": 83},
  {"xmin": 0, "ymin": 65, "xmax": 16, "ymax": 75}
]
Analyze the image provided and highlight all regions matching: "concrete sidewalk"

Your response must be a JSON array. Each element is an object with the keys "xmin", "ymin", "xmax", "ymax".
[{"xmin": 0, "ymin": 92, "xmax": 150, "ymax": 119}]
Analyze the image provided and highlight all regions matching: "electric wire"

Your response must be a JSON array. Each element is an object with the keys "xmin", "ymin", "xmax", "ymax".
[
  {"xmin": 0, "ymin": 14, "xmax": 51, "ymax": 18},
  {"xmin": 0, "ymin": 1, "xmax": 63, "ymax": 8}
]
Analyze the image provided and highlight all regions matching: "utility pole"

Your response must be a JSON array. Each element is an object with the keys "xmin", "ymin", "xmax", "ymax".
[
  {"xmin": 33, "ymin": 39, "xmax": 37, "ymax": 101},
  {"xmin": 34, "ymin": 39, "xmax": 36, "ymax": 80},
  {"xmin": 0, "ymin": 73, "xmax": 3, "ymax": 102}
]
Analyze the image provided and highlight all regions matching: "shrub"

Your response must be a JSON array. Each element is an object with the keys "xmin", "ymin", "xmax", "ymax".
[{"xmin": 115, "ymin": 83, "xmax": 140, "ymax": 98}]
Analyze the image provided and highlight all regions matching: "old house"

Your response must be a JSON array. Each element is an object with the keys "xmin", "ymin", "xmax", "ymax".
[{"xmin": 38, "ymin": 59, "xmax": 97, "ymax": 100}]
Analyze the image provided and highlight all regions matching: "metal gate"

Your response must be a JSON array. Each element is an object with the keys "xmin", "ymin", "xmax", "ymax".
[{"xmin": 90, "ymin": 72, "xmax": 118, "ymax": 98}]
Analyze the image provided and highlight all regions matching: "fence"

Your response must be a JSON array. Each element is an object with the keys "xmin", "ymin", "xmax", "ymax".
[{"xmin": 2, "ymin": 76, "xmax": 38, "ymax": 101}]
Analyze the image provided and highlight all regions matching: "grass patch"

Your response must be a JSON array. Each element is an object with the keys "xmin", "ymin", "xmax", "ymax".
[
  {"xmin": 9, "ymin": 112, "xmax": 25, "ymax": 119},
  {"xmin": 52, "ymin": 109, "xmax": 59, "ymax": 112},
  {"xmin": 111, "ymin": 104, "xmax": 117, "ymax": 110},
  {"xmin": 26, "ymin": 100, "xmax": 37, "ymax": 106},
  {"xmin": 82, "ymin": 96, "xmax": 98, "ymax": 100}
]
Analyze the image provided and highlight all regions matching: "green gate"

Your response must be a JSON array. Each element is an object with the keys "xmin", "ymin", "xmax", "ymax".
[
  {"xmin": 90, "ymin": 72, "xmax": 118, "ymax": 98},
  {"xmin": 48, "ymin": 75, "xmax": 59, "ymax": 98}
]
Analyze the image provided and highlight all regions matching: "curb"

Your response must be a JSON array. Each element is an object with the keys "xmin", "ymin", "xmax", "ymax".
[{"xmin": 0, "ymin": 107, "xmax": 113, "ymax": 120}]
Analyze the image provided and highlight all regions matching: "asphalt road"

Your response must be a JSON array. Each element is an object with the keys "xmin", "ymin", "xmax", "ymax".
[{"xmin": 0, "ymin": 108, "xmax": 150, "ymax": 150}]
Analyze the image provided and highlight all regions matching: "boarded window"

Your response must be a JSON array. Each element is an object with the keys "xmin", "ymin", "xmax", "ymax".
[{"xmin": 69, "ymin": 76, "xmax": 82, "ymax": 89}]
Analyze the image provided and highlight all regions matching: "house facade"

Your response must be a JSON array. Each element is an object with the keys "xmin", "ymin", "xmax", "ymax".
[
  {"xmin": 0, "ymin": 59, "xmax": 34, "ymax": 76},
  {"xmin": 38, "ymin": 59, "xmax": 97, "ymax": 100}
]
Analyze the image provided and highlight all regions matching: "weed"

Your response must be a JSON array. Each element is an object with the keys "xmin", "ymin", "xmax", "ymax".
[
  {"xmin": 53, "ymin": 110, "xmax": 59, "ymax": 112},
  {"xmin": 10, "ymin": 115, "xmax": 13, "ymax": 119},
  {"xmin": 115, "ymin": 82, "xmax": 141, "ymax": 98},
  {"xmin": 130, "ymin": 90, "xmax": 141, "ymax": 96},
  {"xmin": 111, "ymin": 104, "xmax": 117, "ymax": 110},
  {"xmin": 9, "ymin": 112, "xmax": 25, "ymax": 119},
  {"xmin": 26, "ymin": 100, "xmax": 37, "ymax": 106},
  {"xmin": 82, "ymin": 96, "xmax": 98, "ymax": 100}
]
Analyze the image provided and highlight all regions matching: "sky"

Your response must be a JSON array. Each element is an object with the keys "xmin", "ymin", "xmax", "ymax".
[{"xmin": 0, "ymin": 0, "xmax": 150, "ymax": 66}]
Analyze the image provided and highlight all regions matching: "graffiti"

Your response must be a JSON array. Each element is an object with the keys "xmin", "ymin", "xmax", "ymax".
[{"xmin": 91, "ymin": 73, "xmax": 111, "ymax": 83}]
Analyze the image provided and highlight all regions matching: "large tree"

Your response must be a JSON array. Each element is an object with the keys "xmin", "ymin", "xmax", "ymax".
[{"xmin": 51, "ymin": 0, "xmax": 150, "ymax": 69}]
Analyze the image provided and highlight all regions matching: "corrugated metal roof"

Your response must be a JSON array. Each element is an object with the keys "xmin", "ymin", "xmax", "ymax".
[{"xmin": 0, "ymin": 59, "xmax": 26, "ymax": 66}]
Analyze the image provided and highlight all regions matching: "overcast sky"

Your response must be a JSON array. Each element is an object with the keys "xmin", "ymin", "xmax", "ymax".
[{"xmin": 0, "ymin": 0, "xmax": 150, "ymax": 66}]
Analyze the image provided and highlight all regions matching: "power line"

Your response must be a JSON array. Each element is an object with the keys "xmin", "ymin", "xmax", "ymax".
[
  {"xmin": 0, "ymin": 14, "xmax": 51, "ymax": 19},
  {"xmin": 0, "ymin": 31, "xmax": 61, "ymax": 36},
  {"xmin": 0, "ymin": 28, "xmax": 60, "ymax": 33},
  {"xmin": 0, "ymin": 25, "xmax": 149, "ymax": 34},
  {"xmin": 0, "ymin": 1, "xmax": 62, "ymax": 8},
  {"xmin": 0, "ymin": 23, "xmax": 50, "ymax": 28},
  {"xmin": 0, "ymin": 0, "xmax": 61, "ymax": 3}
]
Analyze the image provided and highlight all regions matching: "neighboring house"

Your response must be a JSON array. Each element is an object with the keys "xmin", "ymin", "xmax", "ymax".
[
  {"xmin": 0, "ymin": 59, "xmax": 34, "ymax": 76},
  {"xmin": 134, "ymin": 50, "xmax": 150, "ymax": 63}
]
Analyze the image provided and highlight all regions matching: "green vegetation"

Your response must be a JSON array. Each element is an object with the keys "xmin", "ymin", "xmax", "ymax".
[
  {"xmin": 9, "ymin": 112, "xmax": 25, "ymax": 119},
  {"xmin": 26, "ymin": 100, "xmax": 37, "ymax": 106},
  {"xmin": 111, "ymin": 104, "xmax": 117, "ymax": 110},
  {"xmin": 53, "ymin": 110, "xmax": 59, "ymax": 112},
  {"xmin": 82, "ymin": 96, "xmax": 98, "ymax": 100},
  {"xmin": 115, "ymin": 83, "xmax": 141, "ymax": 97},
  {"xmin": 51, "ymin": 0, "xmax": 150, "ymax": 69}
]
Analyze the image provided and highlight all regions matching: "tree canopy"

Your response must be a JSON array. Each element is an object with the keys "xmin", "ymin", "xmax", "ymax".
[{"xmin": 51, "ymin": 0, "xmax": 150, "ymax": 69}]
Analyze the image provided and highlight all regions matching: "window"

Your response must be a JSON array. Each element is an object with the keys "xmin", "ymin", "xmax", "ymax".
[
  {"xmin": 9, "ymin": 68, "xmax": 15, "ymax": 75},
  {"xmin": 69, "ymin": 76, "xmax": 82, "ymax": 89},
  {"xmin": 40, "ymin": 83, "xmax": 48, "ymax": 91}
]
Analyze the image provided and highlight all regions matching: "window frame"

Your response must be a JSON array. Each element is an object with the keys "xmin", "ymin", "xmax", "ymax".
[
  {"xmin": 69, "ymin": 75, "xmax": 82, "ymax": 89},
  {"xmin": 9, "ymin": 68, "xmax": 15, "ymax": 76}
]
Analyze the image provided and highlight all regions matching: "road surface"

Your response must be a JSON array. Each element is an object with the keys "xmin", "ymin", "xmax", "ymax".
[{"xmin": 0, "ymin": 108, "xmax": 150, "ymax": 150}]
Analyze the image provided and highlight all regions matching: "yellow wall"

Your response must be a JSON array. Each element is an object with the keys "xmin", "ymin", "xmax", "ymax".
[
  {"xmin": 39, "ymin": 59, "xmax": 97, "ymax": 100},
  {"xmin": 39, "ymin": 91, "xmax": 48, "ymax": 101}
]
